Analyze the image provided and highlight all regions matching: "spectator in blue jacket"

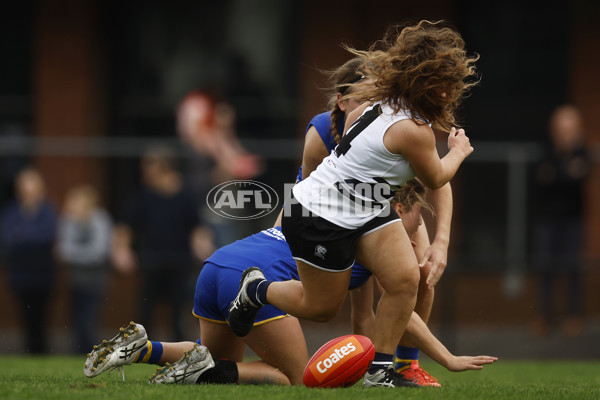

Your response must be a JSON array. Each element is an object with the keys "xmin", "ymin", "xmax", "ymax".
[
  {"xmin": 111, "ymin": 146, "xmax": 213, "ymax": 341},
  {"xmin": 1, "ymin": 167, "xmax": 57, "ymax": 353}
]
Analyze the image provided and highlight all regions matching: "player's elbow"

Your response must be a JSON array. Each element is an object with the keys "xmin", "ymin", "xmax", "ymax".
[{"xmin": 418, "ymin": 175, "xmax": 449, "ymax": 190}]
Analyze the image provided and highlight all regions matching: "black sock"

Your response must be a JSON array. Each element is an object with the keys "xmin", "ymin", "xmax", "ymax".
[
  {"xmin": 368, "ymin": 352, "xmax": 393, "ymax": 374},
  {"xmin": 247, "ymin": 279, "xmax": 272, "ymax": 306},
  {"xmin": 196, "ymin": 359, "xmax": 239, "ymax": 384}
]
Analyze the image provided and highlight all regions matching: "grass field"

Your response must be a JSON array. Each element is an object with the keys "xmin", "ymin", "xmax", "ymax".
[{"xmin": 0, "ymin": 356, "xmax": 598, "ymax": 400}]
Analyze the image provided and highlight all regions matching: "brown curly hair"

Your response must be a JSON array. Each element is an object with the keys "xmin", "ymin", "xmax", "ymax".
[
  {"xmin": 391, "ymin": 178, "xmax": 435, "ymax": 216},
  {"xmin": 321, "ymin": 57, "xmax": 365, "ymax": 144},
  {"xmin": 344, "ymin": 20, "xmax": 479, "ymax": 131}
]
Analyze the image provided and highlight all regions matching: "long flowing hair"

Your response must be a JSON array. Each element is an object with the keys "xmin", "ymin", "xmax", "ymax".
[{"xmin": 344, "ymin": 20, "xmax": 479, "ymax": 131}]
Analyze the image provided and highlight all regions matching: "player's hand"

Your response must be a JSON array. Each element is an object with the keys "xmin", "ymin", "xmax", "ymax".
[
  {"xmin": 419, "ymin": 241, "xmax": 448, "ymax": 288},
  {"xmin": 446, "ymin": 355, "xmax": 498, "ymax": 372},
  {"xmin": 447, "ymin": 127, "xmax": 473, "ymax": 159}
]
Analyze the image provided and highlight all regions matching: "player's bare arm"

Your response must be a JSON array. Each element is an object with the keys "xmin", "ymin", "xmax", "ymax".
[
  {"xmin": 384, "ymin": 122, "xmax": 472, "ymax": 189},
  {"xmin": 301, "ymin": 126, "xmax": 330, "ymax": 180},
  {"xmin": 421, "ymin": 183, "xmax": 452, "ymax": 288}
]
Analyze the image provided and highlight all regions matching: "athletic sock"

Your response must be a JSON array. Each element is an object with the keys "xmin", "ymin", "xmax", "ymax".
[
  {"xmin": 247, "ymin": 279, "xmax": 272, "ymax": 306},
  {"xmin": 134, "ymin": 341, "xmax": 163, "ymax": 364},
  {"xmin": 368, "ymin": 352, "xmax": 394, "ymax": 374},
  {"xmin": 394, "ymin": 345, "xmax": 419, "ymax": 372}
]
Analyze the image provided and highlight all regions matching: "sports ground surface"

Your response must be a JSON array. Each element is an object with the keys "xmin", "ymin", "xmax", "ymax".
[{"xmin": 1, "ymin": 356, "xmax": 598, "ymax": 400}]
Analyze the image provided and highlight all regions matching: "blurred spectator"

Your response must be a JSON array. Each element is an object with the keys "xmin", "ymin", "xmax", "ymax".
[
  {"xmin": 177, "ymin": 91, "xmax": 262, "ymax": 184},
  {"xmin": 530, "ymin": 104, "xmax": 589, "ymax": 338},
  {"xmin": 56, "ymin": 184, "xmax": 113, "ymax": 353},
  {"xmin": 0, "ymin": 167, "xmax": 57, "ymax": 353},
  {"xmin": 176, "ymin": 91, "xmax": 262, "ymax": 246},
  {"xmin": 111, "ymin": 145, "xmax": 213, "ymax": 341},
  {"xmin": 0, "ymin": 124, "xmax": 30, "ymax": 206}
]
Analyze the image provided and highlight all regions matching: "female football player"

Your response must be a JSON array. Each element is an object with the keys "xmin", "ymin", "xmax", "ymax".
[
  {"xmin": 227, "ymin": 20, "xmax": 478, "ymax": 388},
  {"xmin": 279, "ymin": 53, "xmax": 455, "ymax": 386}
]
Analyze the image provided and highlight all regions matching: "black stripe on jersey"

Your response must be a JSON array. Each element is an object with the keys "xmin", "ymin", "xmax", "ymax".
[
  {"xmin": 335, "ymin": 104, "xmax": 382, "ymax": 157},
  {"xmin": 334, "ymin": 178, "xmax": 393, "ymax": 209}
]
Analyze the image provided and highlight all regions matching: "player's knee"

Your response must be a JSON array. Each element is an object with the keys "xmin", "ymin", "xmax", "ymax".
[
  {"xmin": 407, "ymin": 267, "xmax": 421, "ymax": 294},
  {"xmin": 386, "ymin": 265, "xmax": 420, "ymax": 297},
  {"xmin": 311, "ymin": 310, "xmax": 337, "ymax": 323},
  {"xmin": 309, "ymin": 303, "xmax": 340, "ymax": 322}
]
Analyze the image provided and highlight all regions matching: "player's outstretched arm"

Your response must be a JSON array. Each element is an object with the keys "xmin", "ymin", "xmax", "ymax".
[
  {"xmin": 444, "ymin": 355, "xmax": 498, "ymax": 372},
  {"xmin": 404, "ymin": 311, "xmax": 497, "ymax": 371}
]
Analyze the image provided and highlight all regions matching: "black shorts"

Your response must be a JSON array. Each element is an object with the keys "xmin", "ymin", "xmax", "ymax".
[{"xmin": 281, "ymin": 198, "xmax": 400, "ymax": 272}]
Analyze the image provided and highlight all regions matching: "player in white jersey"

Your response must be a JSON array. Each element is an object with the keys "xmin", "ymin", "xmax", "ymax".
[
  {"xmin": 293, "ymin": 102, "xmax": 416, "ymax": 230},
  {"xmin": 280, "ymin": 56, "xmax": 454, "ymax": 386},
  {"xmin": 228, "ymin": 20, "xmax": 479, "ymax": 389}
]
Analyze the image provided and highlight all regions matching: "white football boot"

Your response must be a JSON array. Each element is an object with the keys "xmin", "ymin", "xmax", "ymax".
[
  {"xmin": 84, "ymin": 321, "xmax": 148, "ymax": 378},
  {"xmin": 148, "ymin": 344, "xmax": 215, "ymax": 384}
]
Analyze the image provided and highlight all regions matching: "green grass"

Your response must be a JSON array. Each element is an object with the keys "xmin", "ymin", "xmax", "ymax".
[{"xmin": 0, "ymin": 356, "xmax": 598, "ymax": 400}]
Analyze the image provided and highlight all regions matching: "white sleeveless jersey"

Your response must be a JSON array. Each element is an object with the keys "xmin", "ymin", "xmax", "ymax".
[{"xmin": 292, "ymin": 103, "xmax": 416, "ymax": 229}]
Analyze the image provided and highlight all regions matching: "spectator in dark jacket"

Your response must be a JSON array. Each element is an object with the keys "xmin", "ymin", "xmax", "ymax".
[
  {"xmin": 111, "ymin": 146, "xmax": 214, "ymax": 341},
  {"xmin": 531, "ymin": 105, "xmax": 589, "ymax": 337},
  {"xmin": 1, "ymin": 167, "xmax": 57, "ymax": 353}
]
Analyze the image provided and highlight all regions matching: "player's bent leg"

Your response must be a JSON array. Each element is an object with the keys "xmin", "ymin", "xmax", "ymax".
[
  {"xmin": 157, "ymin": 341, "xmax": 196, "ymax": 364},
  {"xmin": 236, "ymin": 360, "xmax": 292, "ymax": 385},
  {"xmin": 356, "ymin": 222, "xmax": 419, "ymax": 355},
  {"xmin": 228, "ymin": 263, "xmax": 351, "ymax": 336},
  {"xmin": 356, "ymin": 222, "xmax": 421, "ymax": 388},
  {"xmin": 149, "ymin": 320, "xmax": 240, "ymax": 385},
  {"xmin": 199, "ymin": 318, "xmax": 246, "ymax": 362},
  {"xmin": 245, "ymin": 315, "xmax": 309, "ymax": 385},
  {"xmin": 268, "ymin": 260, "xmax": 351, "ymax": 322}
]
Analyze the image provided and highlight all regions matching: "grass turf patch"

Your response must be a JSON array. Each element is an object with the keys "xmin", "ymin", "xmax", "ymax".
[{"xmin": 0, "ymin": 356, "xmax": 598, "ymax": 400}]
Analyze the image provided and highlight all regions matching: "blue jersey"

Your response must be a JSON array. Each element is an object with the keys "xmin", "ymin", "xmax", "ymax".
[
  {"xmin": 295, "ymin": 111, "xmax": 342, "ymax": 183},
  {"xmin": 193, "ymin": 227, "xmax": 371, "ymax": 324}
]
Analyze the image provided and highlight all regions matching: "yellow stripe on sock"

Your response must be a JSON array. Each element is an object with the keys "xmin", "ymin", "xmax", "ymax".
[
  {"xmin": 132, "ymin": 340, "xmax": 146, "ymax": 363},
  {"xmin": 394, "ymin": 357, "xmax": 416, "ymax": 364},
  {"xmin": 141, "ymin": 341, "xmax": 153, "ymax": 363},
  {"xmin": 394, "ymin": 357, "xmax": 414, "ymax": 373}
]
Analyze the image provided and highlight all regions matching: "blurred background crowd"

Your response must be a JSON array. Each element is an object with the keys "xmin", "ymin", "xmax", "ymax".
[{"xmin": 0, "ymin": 0, "xmax": 599, "ymax": 359}]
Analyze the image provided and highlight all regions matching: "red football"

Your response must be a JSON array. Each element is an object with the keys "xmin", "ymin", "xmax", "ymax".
[{"xmin": 303, "ymin": 335, "xmax": 375, "ymax": 388}]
